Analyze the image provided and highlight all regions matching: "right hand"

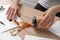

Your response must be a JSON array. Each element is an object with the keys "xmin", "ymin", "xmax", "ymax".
[
  {"xmin": 6, "ymin": 2, "xmax": 21, "ymax": 21},
  {"xmin": 38, "ymin": 7, "xmax": 56, "ymax": 29}
]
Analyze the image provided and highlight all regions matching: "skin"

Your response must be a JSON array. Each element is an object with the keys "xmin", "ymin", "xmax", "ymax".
[
  {"xmin": 6, "ymin": 0, "xmax": 60, "ymax": 29},
  {"xmin": 39, "ymin": 5, "xmax": 60, "ymax": 29},
  {"xmin": 6, "ymin": 0, "xmax": 21, "ymax": 21}
]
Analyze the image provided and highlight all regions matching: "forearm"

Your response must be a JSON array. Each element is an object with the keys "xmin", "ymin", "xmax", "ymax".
[
  {"xmin": 51, "ymin": 5, "xmax": 60, "ymax": 15},
  {"xmin": 55, "ymin": 5, "xmax": 60, "ymax": 12},
  {"xmin": 11, "ymin": 0, "xmax": 20, "ymax": 4}
]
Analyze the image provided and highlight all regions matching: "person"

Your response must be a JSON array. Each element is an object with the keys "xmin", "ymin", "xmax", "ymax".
[{"xmin": 6, "ymin": 0, "xmax": 60, "ymax": 29}]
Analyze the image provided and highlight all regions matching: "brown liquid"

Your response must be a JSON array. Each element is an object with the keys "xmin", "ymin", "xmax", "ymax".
[
  {"xmin": 10, "ymin": 21, "xmax": 32, "ymax": 36},
  {"xmin": 13, "ymin": 20, "xmax": 32, "ymax": 31},
  {"xmin": 18, "ymin": 22, "xmax": 32, "ymax": 32},
  {"xmin": 19, "ymin": 22, "xmax": 32, "ymax": 28}
]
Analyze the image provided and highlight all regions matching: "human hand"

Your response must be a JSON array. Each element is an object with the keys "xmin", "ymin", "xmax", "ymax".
[
  {"xmin": 6, "ymin": 2, "xmax": 21, "ymax": 21},
  {"xmin": 39, "ymin": 7, "xmax": 56, "ymax": 29}
]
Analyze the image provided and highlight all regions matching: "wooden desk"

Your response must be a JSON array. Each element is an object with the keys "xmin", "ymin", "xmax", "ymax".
[
  {"xmin": 20, "ymin": 5, "xmax": 60, "ymax": 40},
  {"xmin": 0, "ymin": 0, "xmax": 60, "ymax": 40}
]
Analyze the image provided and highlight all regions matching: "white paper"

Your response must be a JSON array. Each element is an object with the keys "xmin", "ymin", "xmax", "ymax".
[
  {"xmin": 0, "ymin": 4, "xmax": 22, "ymax": 33},
  {"xmin": 24, "ymin": 35, "xmax": 53, "ymax": 40},
  {"xmin": 49, "ymin": 21, "xmax": 60, "ymax": 37},
  {"xmin": 0, "ymin": 31, "xmax": 21, "ymax": 40}
]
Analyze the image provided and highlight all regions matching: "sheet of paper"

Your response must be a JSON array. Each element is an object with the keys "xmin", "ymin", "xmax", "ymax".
[
  {"xmin": 0, "ymin": 31, "xmax": 21, "ymax": 40},
  {"xmin": 24, "ymin": 35, "xmax": 53, "ymax": 40},
  {"xmin": 49, "ymin": 21, "xmax": 60, "ymax": 37},
  {"xmin": 0, "ymin": 4, "xmax": 22, "ymax": 33}
]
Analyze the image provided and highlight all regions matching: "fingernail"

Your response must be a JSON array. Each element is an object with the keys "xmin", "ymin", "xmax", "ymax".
[{"xmin": 9, "ymin": 19, "xmax": 12, "ymax": 21}]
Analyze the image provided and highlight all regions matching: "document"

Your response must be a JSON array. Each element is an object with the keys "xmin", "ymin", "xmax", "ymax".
[
  {"xmin": 0, "ymin": 31, "xmax": 21, "ymax": 40},
  {"xmin": 49, "ymin": 21, "xmax": 60, "ymax": 37},
  {"xmin": 0, "ymin": 4, "xmax": 22, "ymax": 33},
  {"xmin": 24, "ymin": 35, "xmax": 53, "ymax": 40}
]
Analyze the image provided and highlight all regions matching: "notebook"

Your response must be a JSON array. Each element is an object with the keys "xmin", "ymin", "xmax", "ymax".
[
  {"xmin": 0, "ymin": 4, "xmax": 22, "ymax": 33},
  {"xmin": 49, "ymin": 21, "xmax": 60, "ymax": 37},
  {"xmin": 24, "ymin": 35, "xmax": 53, "ymax": 40}
]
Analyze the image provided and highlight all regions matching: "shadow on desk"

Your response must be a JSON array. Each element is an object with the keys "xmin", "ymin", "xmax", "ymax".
[{"xmin": 33, "ymin": 27, "xmax": 60, "ymax": 40}]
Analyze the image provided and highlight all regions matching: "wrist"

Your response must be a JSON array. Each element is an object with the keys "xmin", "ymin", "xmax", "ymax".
[
  {"xmin": 48, "ymin": 7, "xmax": 58, "ymax": 15},
  {"xmin": 51, "ymin": 5, "xmax": 60, "ymax": 15}
]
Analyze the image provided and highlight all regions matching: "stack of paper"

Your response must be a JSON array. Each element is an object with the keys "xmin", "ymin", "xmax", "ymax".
[
  {"xmin": 0, "ymin": 31, "xmax": 21, "ymax": 40},
  {"xmin": 24, "ymin": 35, "xmax": 53, "ymax": 40},
  {"xmin": 49, "ymin": 21, "xmax": 60, "ymax": 37}
]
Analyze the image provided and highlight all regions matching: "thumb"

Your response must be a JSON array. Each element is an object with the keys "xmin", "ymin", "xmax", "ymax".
[{"xmin": 42, "ymin": 11, "xmax": 47, "ymax": 16}]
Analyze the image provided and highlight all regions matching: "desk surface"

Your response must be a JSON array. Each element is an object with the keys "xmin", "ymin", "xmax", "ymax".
[{"xmin": 0, "ymin": 0, "xmax": 60, "ymax": 40}]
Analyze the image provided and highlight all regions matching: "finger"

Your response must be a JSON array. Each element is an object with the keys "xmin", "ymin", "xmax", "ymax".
[
  {"xmin": 17, "ymin": 9, "xmax": 21, "ymax": 17},
  {"xmin": 42, "ymin": 17, "xmax": 50, "ymax": 26},
  {"xmin": 7, "ymin": 8, "xmax": 12, "ymax": 20},
  {"xmin": 49, "ymin": 20, "xmax": 53, "ymax": 27},
  {"xmin": 9, "ymin": 8, "xmax": 14, "ymax": 21},
  {"xmin": 6, "ymin": 7, "xmax": 10, "ymax": 15},
  {"xmin": 47, "ymin": 20, "xmax": 53, "ymax": 29},
  {"xmin": 42, "ymin": 13, "xmax": 46, "ymax": 16},
  {"xmin": 42, "ymin": 11, "xmax": 47, "ymax": 16},
  {"xmin": 12, "ymin": 9, "xmax": 18, "ymax": 21},
  {"xmin": 39, "ymin": 16, "xmax": 48, "ymax": 26}
]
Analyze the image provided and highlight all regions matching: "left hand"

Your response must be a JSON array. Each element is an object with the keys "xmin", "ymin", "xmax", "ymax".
[{"xmin": 39, "ymin": 7, "xmax": 56, "ymax": 29}]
